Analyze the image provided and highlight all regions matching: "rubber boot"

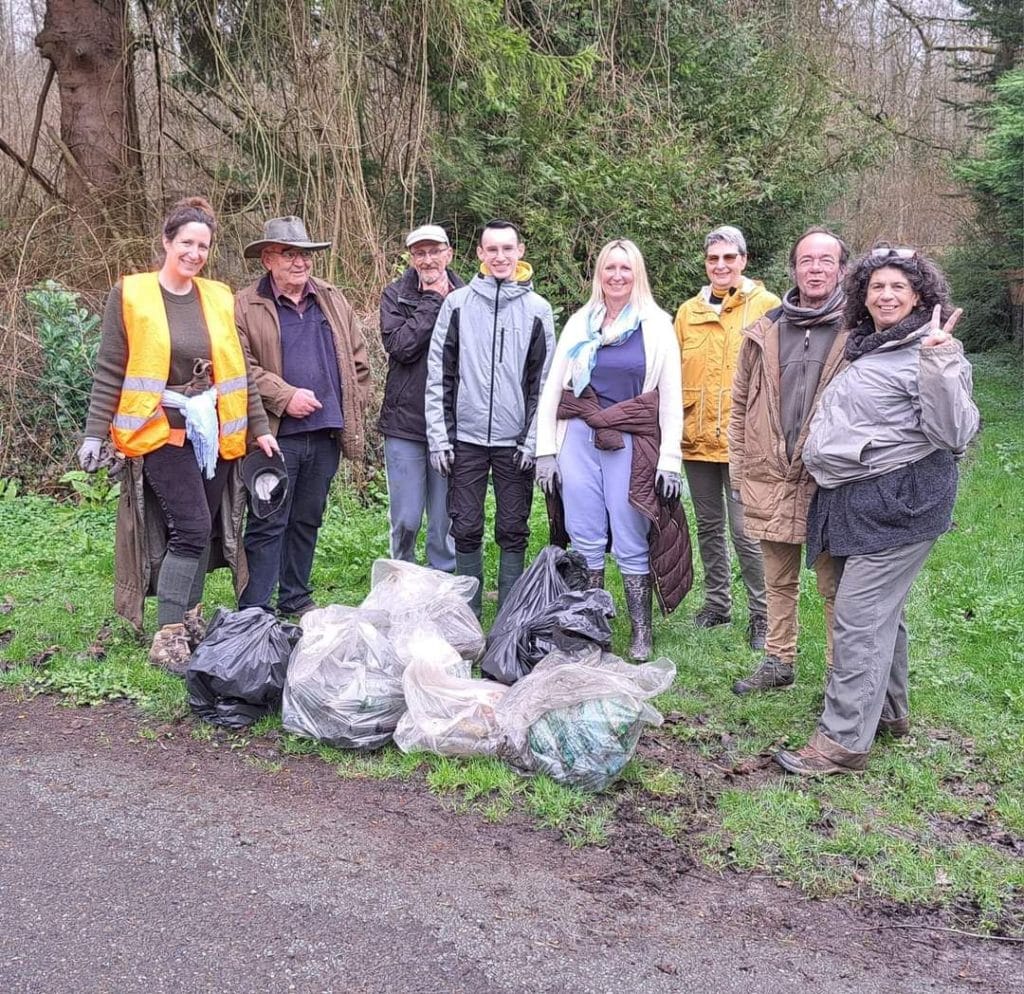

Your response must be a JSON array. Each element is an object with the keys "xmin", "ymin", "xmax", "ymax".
[
  {"xmin": 456, "ymin": 548, "xmax": 484, "ymax": 620},
  {"xmin": 586, "ymin": 569, "xmax": 605, "ymax": 590},
  {"xmin": 497, "ymin": 550, "xmax": 526, "ymax": 611},
  {"xmin": 622, "ymin": 573, "xmax": 653, "ymax": 662}
]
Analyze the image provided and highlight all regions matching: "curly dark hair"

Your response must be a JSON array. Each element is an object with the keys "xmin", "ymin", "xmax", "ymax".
[{"xmin": 843, "ymin": 244, "xmax": 952, "ymax": 329}]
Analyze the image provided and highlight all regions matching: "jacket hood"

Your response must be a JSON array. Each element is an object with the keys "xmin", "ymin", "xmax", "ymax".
[{"xmin": 471, "ymin": 260, "xmax": 535, "ymax": 300}]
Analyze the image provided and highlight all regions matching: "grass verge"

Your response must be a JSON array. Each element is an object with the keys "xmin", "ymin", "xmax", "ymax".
[{"xmin": 1, "ymin": 352, "xmax": 1021, "ymax": 931}]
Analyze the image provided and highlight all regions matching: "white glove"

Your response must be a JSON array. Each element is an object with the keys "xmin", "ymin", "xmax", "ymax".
[
  {"xmin": 77, "ymin": 437, "xmax": 104, "ymax": 473},
  {"xmin": 430, "ymin": 449, "xmax": 455, "ymax": 477},
  {"xmin": 534, "ymin": 455, "xmax": 560, "ymax": 495},
  {"xmin": 515, "ymin": 446, "xmax": 535, "ymax": 472},
  {"xmin": 656, "ymin": 470, "xmax": 681, "ymax": 501}
]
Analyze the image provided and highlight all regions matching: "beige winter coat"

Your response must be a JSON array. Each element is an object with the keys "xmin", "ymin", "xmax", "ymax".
[{"xmin": 728, "ymin": 312, "xmax": 849, "ymax": 544}]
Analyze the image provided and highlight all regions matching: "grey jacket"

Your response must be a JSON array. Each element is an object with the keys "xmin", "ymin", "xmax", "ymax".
[
  {"xmin": 425, "ymin": 265, "xmax": 555, "ymax": 452},
  {"xmin": 804, "ymin": 331, "xmax": 979, "ymax": 489}
]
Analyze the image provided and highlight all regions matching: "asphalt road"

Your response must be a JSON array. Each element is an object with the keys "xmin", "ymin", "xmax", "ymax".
[{"xmin": 1, "ymin": 699, "xmax": 1019, "ymax": 994}]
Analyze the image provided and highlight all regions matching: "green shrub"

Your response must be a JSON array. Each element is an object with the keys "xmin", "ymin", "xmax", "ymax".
[{"xmin": 24, "ymin": 280, "xmax": 101, "ymax": 439}]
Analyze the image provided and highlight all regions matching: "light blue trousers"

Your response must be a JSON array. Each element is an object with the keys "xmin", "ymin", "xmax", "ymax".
[
  {"xmin": 384, "ymin": 436, "xmax": 456, "ymax": 572},
  {"xmin": 558, "ymin": 418, "xmax": 650, "ymax": 575}
]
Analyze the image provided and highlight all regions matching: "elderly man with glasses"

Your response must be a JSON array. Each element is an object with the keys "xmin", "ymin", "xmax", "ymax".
[
  {"xmin": 377, "ymin": 224, "xmax": 464, "ymax": 572},
  {"xmin": 235, "ymin": 215, "xmax": 372, "ymax": 617}
]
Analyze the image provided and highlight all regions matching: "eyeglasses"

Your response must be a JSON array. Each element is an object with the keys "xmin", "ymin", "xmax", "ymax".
[
  {"xmin": 271, "ymin": 248, "xmax": 315, "ymax": 263},
  {"xmin": 706, "ymin": 253, "xmax": 740, "ymax": 264},
  {"xmin": 410, "ymin": 246, "xmax": 448, "ymax": 261},
  {"xmin": 869, "ymin": 246, "xmax": 916, "ymax": 261}
]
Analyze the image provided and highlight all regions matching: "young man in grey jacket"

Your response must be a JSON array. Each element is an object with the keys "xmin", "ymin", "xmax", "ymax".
[{"xmin": 425, "ymin": 220, "xmax": 555, "ymax": 617}]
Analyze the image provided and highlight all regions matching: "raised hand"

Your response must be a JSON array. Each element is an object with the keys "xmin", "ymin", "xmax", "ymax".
[{"xmin": 921, "ymin": 304, "xmax": 963, "ymax": 348}]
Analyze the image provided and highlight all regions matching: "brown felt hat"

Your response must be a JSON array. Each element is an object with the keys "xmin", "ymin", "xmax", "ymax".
[{"xmin": 243, "ymin": 216, "xmax": 331, "ymax": 259}]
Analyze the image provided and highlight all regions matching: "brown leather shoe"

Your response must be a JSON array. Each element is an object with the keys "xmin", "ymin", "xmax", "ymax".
[
  {"xmin": 148, "ymin": 623, "xmax": 192, "ymax": 677},
  {"xmin": 774, "ymin": 743, "xmax": 864, "ymax": 777}
]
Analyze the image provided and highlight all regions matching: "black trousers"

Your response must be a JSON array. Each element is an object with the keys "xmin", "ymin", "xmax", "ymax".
[
  {"xmin": 143, "ymin": 441, "xmax": 232, "ymax": 559},
  {"xmin": 448, "ymin": 441, "xmax": 534, "ymax": 554}
]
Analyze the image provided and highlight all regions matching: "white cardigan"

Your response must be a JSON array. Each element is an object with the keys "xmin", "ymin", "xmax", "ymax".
[{"xmin": 535, "ymin": 305, "xmax": 683, "ymax": 473}]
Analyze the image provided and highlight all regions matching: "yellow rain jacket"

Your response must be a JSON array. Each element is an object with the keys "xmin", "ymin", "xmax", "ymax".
[{"xmin": 673, "ymin": 277, "xmax": 780, "ymax": 462}]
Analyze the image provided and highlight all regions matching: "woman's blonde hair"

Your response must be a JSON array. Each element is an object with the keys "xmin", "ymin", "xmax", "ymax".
[{"xmin": 585, "ymin": 238, "xmax": 657, "ymax": 315}]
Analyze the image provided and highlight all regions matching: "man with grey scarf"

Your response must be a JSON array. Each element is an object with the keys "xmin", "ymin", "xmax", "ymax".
[{"xmin": 727, "ymin": 227, "xmax": 850, "ymax": 694}]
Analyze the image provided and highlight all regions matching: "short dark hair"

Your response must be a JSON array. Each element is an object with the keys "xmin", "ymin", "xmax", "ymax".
[
  {"xmin": 162, "ymin": 196, "xmax": 216, "ymax": 241},
  {"xmin": 843, "ymin": 245, "xmax": 952, "ymax": 329},
  {"xmin": 478, "ymin": 218, "xmax": 522, "ymax": 245},
  {"xmin": 789, "ymin": 226, "xmax": 849, "ymax": 270}
]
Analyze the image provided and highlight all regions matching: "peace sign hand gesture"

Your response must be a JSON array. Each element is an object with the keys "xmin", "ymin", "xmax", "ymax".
[{"xmin": 921, "ymin": 304, "xmax": 963, "ymax": 348}]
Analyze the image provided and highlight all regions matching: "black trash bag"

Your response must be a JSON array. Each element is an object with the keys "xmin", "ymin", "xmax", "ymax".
[
  {"xmin": 481, "ymin": 546, "xmax": 595, "ymax": 684},
  {"xmin": 187, "ymin": 607, "xmax": 301, "ymax": 729},
  {"xmin": 527, "ymin": 589, "xmax": 615, "ymax": 663}
]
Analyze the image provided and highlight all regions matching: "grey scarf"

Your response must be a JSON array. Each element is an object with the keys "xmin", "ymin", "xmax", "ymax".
[{"xmin": 781, "ymin": 286, "xmax": 845, "ymax": 328}]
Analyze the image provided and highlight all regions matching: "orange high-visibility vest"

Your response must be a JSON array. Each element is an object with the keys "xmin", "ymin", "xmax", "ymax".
[{"xmin": 111, "ymin": 272, "xmax": 248, "ymax": 459}]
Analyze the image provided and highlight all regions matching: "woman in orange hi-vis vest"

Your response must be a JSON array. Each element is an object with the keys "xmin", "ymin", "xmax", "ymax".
[{"xmin": 78, "ymin": 197, "xmax": 279, "ymax": 673}]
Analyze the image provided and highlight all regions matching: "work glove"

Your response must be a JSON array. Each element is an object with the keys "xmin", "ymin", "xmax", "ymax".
[
  {"xmin": 430, "ymin": 449, "xmax": 455, "ymax": 478},
  {"xmin": 656, "ymin": 470, "xmax": 681, "ymax": 501},
  {"xmin": 514, "ymin": 445, "xmax": 535, "ymax": 473},
  {"xmin": 77, "ymin": 437, "xmax": 104, "ymax": 473},
  {"xmin": 534, "ymin": 455, "xmax": 560, "ymax": 495}
]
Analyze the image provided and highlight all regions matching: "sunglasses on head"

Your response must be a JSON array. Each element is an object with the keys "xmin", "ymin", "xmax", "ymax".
[{"xmin": 869, "ymin": 246, "xmax": 916, "ymax": 261}]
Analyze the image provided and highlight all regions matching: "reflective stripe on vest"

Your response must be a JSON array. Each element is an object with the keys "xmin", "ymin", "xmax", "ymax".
[{"xmin": 112, "ymin": 273, "xmax": 248, "ymax": 459}]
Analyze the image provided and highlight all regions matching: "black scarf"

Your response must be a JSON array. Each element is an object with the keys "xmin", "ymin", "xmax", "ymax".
[{"xmin": 844, "ymin": 306, "xmax": 930, "ymax": 362}]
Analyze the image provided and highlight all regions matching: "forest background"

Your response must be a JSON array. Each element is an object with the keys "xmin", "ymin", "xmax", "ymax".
[{"xmin": 0, "ymin": 0, "xmax": 1020, "ymax": 482}]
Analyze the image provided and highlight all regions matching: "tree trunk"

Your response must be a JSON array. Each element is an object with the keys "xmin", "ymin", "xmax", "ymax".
[{"xmin": 35, "ymin": 0, "xmax": 144, "ymax": 229}]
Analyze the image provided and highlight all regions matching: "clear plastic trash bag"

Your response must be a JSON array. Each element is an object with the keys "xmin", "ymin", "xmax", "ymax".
[
  {"xmin": 361, "ymin": 559, "xmax": 485, "ymax": 662},
  {"xmin": 495, "ymin": 648, "xmax": 676, "ymax": 792},
  {"xmin": 282, "ymin": 604, "xmax": 405, "ymax": 750},
  {"xmin": 392, "ymin": 629, "xmax": 508, "ymax": 757}
]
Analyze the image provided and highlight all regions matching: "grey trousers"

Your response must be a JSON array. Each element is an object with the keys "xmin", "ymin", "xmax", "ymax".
[
  {"xmin": 384, "ymin": 436, "xmax": 456, "ymax": 572},
  {"xmin": 683, "ymin": 459, "xmax": 766, "ymax": 616},
  {"xmin": 816, "ymin": 538, "xmax": 935, "ymax": 757}
]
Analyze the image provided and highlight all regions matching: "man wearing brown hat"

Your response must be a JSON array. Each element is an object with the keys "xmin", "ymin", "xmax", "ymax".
[
  {"xmin": 378, "ymin": 224, "xmax": 463, "ymax": 572},
  {"xmin": 235, "ymin": 215, "xmax": 372, "ymax": 616}
]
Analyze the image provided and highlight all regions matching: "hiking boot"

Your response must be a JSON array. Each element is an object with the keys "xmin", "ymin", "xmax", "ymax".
[
  {"xmin": 585, "ymin": 569, "xmax": 605, "ymax": 590},
  {"xmin": 747, "ymin": 613, "xmax": 767, "ymax": 651},
  {"xmin": 148, "ymin": 623, "xmax": 192, "ymax": 677},
  {"xmin": 732, "ymin": 655, "xmax": 794, "ymax": 695},
  {"xmin": 775, "ymin": 744, "xmax": 862, "ymax": 777},
  {"xmin": 182, "ymin": 603, "xmax": 206, "ymax": 650},
  {"xmin": 876, "ymin": 715, "xmax": 911, "ymax": 740},
  {"xmin": 622, "ymin": 573, "xmax": 653, "ymax": 662},
  {"xmin": 694, "ymin": 607, "xmax": 731, "ymax": 629}
]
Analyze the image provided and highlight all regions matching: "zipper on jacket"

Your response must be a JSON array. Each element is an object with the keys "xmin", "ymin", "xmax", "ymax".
[
  {"xmin": 499, "ymin": 326, "xmax": 506, "ymax": 364},
  {"xmin": 487, "ymin": 280, "xmax": 502, "ymax": 444}
]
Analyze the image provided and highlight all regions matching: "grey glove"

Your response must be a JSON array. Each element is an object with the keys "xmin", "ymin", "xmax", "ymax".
[
  {"xmin": 77, "ymin": 437, "xmax": 104, "ymax": 473},
  {"xmin": 515, "ymin": 445, "xmax": 535, "ymax": 473},
  {"xmin": 430, "ymin": 449, "xmax": 455, "ymax": 478},
  {"xmin": 656, "ymin": 470, "xmax": 681, "ymax": 501},
  {"xmin": 534, "ymin": 455, "xmax": 560, "ymax": 495}
]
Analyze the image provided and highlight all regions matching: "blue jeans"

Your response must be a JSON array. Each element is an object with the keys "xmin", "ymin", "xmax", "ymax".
[
  {"xmin": 384, "ymin": 436, "xmax": 455, "ymax": 572},
  {"xmin": 239, "ymin": 430, "xmax": 339, "ymax": 613}
]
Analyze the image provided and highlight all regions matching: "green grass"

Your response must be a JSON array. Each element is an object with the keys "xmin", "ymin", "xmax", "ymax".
[{"xmin": 1, "ymin": 352, "xmax": 1021, "ymax": 929}]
